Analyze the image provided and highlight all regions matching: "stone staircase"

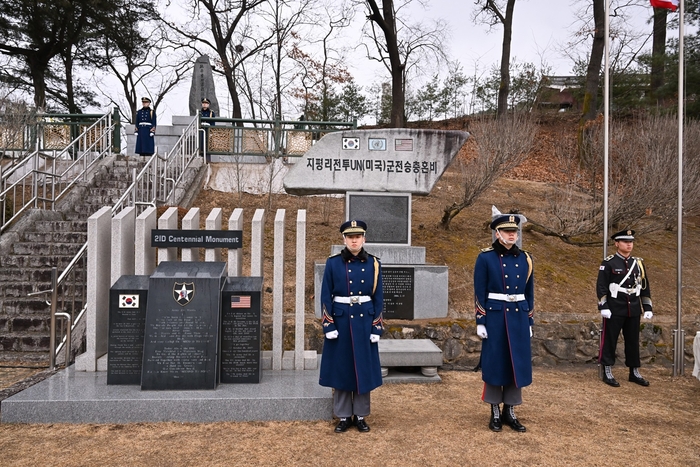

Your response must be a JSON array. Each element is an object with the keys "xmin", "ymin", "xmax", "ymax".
[{"xmin": 0, "ymin": 155, "xmax": 147, "ymax": 364}]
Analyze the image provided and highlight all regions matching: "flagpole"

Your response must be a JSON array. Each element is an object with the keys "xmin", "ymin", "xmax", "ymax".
[
  {"xmin": 673, "ymin": 0, "xmax": 685, "ymax": 377},
  {"xmin": 603, "ymin": 0, "xmax": 610, "ymax": 258}
]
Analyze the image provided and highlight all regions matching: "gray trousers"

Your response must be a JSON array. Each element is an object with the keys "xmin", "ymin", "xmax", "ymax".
[
  {"xmin": 482, "ymin": 383, "xmax": 523, "ymax": 406},
  {"xmin": 333, "ymin": 389, "xmax": 371, "ymax": 418}
]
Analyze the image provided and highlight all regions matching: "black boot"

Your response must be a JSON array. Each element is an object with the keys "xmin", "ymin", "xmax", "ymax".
[
  {"xmin": 629, "ymin": 367, "xmax": 650, "ymax": 386},
  {"xmin": 488, "ymin": 404, "xmax": 502, "ymax": 432},
  {"xmin": 602, "ymin": 365, "xmax": 620, "ymax": 387},
  {"xmin": 503, "ymin": 404, "xmax": 527, "ymax": 432}
]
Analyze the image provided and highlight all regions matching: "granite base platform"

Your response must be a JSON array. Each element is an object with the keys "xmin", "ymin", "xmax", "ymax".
[{"xmin": 1, "ymin": 364, "xmax": 332, "ymax": 424}]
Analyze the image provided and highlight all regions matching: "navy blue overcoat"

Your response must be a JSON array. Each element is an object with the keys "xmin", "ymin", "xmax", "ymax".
[
  {"xmin": 134, "ymin": 107, "xmax": 157, "ymax": 155},
  {"xmin": 474, "ymin": 242, "xmax": 534, "ymax": 388},
  {"xmin": 319, "ymin": 248, "xmax": 384, "ymax": 394}
]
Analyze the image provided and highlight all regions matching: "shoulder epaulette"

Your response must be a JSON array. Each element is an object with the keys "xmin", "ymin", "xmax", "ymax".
[
  {"xmin": 328, "ymin": 252, "xmax": 341, "ymax": 258},
  {"xmin": 480, "ymin": 247, "xmax": 494, "ymax": 253},
  {"xmin": 633, "ymin": 256, "xmax": 644, "ymax": 262},
  {"xmin": 604, "ymin": 254, "xmax": 614, "ymax": 261}
]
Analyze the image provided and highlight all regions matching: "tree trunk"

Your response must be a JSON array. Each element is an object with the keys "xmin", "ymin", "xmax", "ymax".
[
  {"xmin": 650, "ymin": 7, "xmax": 668, "ymax": 101},
  {"xmin": 381, "ymin": 1, "xmax": 405, "ymax": 128},
  {"xmin": 580, "ymin": 0, "xmax": 605, "ymax": 124},
  {"xmin": 496, "ymin": 0, "xmax": 516, "ymax": 118},
  {"xmin": 27, "ymin": 55, "xmax": 48, "ymax": 111}
]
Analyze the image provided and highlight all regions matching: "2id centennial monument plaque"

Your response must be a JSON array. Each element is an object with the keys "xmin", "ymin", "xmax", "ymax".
[{"xmin": 141, "ymin": 261, "xmax": 226, "ymax": 390}]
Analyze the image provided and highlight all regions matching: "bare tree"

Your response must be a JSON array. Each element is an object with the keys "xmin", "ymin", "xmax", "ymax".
[
  {"xmin": 358, "ymin": 0, "xmax": 447, "ymax": 128},
  {"xmin": 440, "ymin": 114, "xmax": 536, "ymax": 229},
  {"xmin": 165, "ymin": 0, "xmax": 272, "ymax": 120},
  {"xmin": 472, "ymin": 0, "xmax": 517, "ymax": 118},
  {"xmin": 529, "ymin": 115, "xmax": 700, "ymax": 245},
  {"xmin": 650, "ymin": 6, "xmax": 668, "ymax": 100}
]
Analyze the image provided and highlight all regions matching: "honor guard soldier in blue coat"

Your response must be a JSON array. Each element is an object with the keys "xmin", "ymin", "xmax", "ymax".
[
  {"xmin": 319, "ymin": 220, "xmax": 384, "ymax": 433},
  {"xmin": 134, "ymin": 97, "xmax": 157, "ymax": 156},
  {"xmin": 597, "ymin": 229, "xmax": 653, "ymax": 387},
  {"xmin": 474, "ymin": 214, "xmax": 534, "ymax": 433},
  {"xmin": 199, "ymin": 98, "xmax": 215, "ymax": 158}
]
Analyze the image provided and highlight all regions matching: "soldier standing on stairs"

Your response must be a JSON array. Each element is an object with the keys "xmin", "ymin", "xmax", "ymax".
[
  {"xmin": 597, "ymin": 229, "xmax": 653, "ymax": 387},
  {"xmin": 134, "ymin": 97, "xmax": 157, "ymax": 157},
  {"xmin": 474, "ymin": 214, "xmax": 534, "ymax": 433}
]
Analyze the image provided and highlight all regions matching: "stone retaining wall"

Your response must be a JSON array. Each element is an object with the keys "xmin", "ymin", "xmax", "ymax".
[{"xmin": 265, "ymin": 313, "xmax": 700, "ymax": 370}]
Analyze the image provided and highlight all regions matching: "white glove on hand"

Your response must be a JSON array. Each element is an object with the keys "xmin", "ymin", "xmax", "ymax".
[
  {"xmin": 644, "ymin": 311, "xmax": 653, "ymax": 320},
  {"xmin": 530, "ymin": 326, "xmax": 533, "ymax": 338},
  {"xmin": 476, "ymin": 324, "xmax": 488, "ymax": 339},
  {"xmin": 601, "ymin": 309, "xmax": 612, "ymax": 319},
  {"xmin": 370, "ymin": 334, "xmax": 380, "ymax": 343},
  {"xmin": 325, "ymin": 330, "xmax": 338, "ymax": 339}
]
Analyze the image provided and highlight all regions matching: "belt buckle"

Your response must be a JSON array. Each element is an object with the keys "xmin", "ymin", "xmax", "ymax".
[
  {"xmin": 350, "ymin": 296, "xmax": 360, "ymax": 304},
  {"xmin": 626, "ymin": 288, "xmax": 634, "ymax": 294},
  {"xmin": 507, "ymin": 294, "xmax": 516, "ymax": 302}
]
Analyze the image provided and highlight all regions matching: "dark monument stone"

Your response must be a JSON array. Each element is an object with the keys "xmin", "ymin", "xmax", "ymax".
[
  {"xmin": 220, "ymin": 277, "xmax": 264, "ymax": 383},
  {"xmin": 189, "ymin": 55, "xmax": 220, "ymax": 116},
  {"xmin": 141, "ymin": 261, "xmax": 226, "ymax": 390},
  {"xmin": 346, "ymin": 192, "xmax": 411, "ymax": 244},
  {"xmin": 107, "ymin": 275, "xmax": 150, "ymax": 385},
  {"xmin": 381, "ymin": 267, "xmax": 415, "ymax": 320}
]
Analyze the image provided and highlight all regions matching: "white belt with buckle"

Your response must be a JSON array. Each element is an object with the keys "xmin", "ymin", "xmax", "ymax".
[
  {"xmin": 617, "ymin": 286, "xmax": 641, "ymax": 296},
  {"xmin": 139, "ymin": 122, "xmax": 153, "ymax": 126},
  {"xmin": 488, "ymin": 293, "xmax": 526, "ymax": 302},
  {"xmin": 333, "ymin": 296, "xmax": 371, "ymax": 304}
]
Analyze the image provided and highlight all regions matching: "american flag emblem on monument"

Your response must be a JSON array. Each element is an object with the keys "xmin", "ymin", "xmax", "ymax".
[
  {"xmin": 395, "ymin": 139, "xmax": 414, "ymax": 151},
  {"xmin": 231, "ymin": 295, "xmax": 252, "ymax": 308}
]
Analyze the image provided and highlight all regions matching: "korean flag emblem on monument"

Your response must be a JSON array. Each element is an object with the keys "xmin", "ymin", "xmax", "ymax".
[
  {"xmin": 119, "ymin": 294, "xmax": 139, "ymax": 308},
  {"xmin": 173, "ymin": 282, "xmax": 195, "ymax": 306},
  {"xmin": 342, "ymin": 137, "xmax": 360, "ymax": 150}
]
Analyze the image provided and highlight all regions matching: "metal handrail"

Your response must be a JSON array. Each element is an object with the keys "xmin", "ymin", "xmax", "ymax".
[
  {"xmin": 1, "ymin": 111, "xmax": 114, "ymax": 232},
  {"xmin": 40, "ymin": 116, "xmax": 200, "ymax": 368}
]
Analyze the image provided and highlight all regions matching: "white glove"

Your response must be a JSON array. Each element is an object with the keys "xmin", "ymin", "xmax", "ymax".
[
  {"xmin": 530, "ymin": 326, "xmax": 533, "ymax": 338},
  {"xmin": 601, "ymin": 309, "xmax": 612, "ymax": 319},
  {"xmin": 325, "ymin": 330, "xmax": 338, "ymax": 339},
  {"xmin": 370, "ymin": 334, "xmax": 380, "ymax": 343},
  {"xmin": 476, "ymin": 324, "xmax": 488, "ymax": 339},
  {"xmin": 644, "ymin": 311, "xmax": 653, "ymax": 320}
]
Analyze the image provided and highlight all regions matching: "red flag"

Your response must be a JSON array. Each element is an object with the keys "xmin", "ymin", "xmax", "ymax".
[{"xmin": 650, "ymin": 0, "xmax": 678, "ymax": 11}]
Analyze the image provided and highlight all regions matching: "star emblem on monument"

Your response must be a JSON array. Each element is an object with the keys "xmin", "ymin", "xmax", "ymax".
[{"xmin": 173, "ymin": 282, "xmax": 195, "ymax": 306}]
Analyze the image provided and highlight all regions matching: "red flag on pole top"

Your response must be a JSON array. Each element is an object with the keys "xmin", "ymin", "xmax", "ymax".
[{"xmin": 650, "ymin": 0, "xmax": 679, "ymax": 11}]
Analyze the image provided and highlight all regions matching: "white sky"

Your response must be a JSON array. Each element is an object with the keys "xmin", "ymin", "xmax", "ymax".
[{"xmin": 154, "ymin": 0, "xmax": 664, "ymax": 124}]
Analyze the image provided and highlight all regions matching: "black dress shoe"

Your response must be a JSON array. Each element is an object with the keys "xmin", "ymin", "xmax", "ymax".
[
  {"xmin": 353, "ymin": 416, "xmax": 370, "ymax": 432},
  {"xmin": 334, "ymin": 418, "xmax": 352, "ymax": 433},
  {"xmin": 489, "ymin": 414, "xmax": 502, "ymax": 432},
  {"xmin": 629, "ymin": 374, "xmax": 650, "ymax": 386},
  {"xmin": 602, "ymin": 375, "xmax": 620, "ymax": 387},
  {"xmin": 503, "ymin": 415, "xmax": 527, "ymax": 433}
]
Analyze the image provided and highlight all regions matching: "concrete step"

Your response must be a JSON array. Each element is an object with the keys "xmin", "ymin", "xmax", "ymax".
[
  {"xmin": 0, "ymin": 333, "xmax": 51, "ymax": 355},
  {"xmin": 0, "ymin": 350, "xmax": 49, "ymax": 364},
  {"xmin": 33, "ymin": 220, "xmax": 87, "ymax": 233},
  {"xmin": 11, "ymin": 242, "xmax": 83, "ymax": 256},
  {"xmin": 1, "ymin": 298, "xmax": 54, "ymax": 315},
  {"xmin": 0, "ymin": 316, "xmax": 50, "ymax": 334},
  {"xmin": 21, "ymin": 231, "xmax": 87, "ymax": 244},
  {"xmin": 0, "ymin": 254, "xmax": 77, "ymax": 269}
]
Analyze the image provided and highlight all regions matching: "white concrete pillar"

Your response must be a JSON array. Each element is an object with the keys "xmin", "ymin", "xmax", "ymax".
[
  {"xmin": 135, "ymin": 206, "xmax": 157, "ymax": 275},
  {"xmin": 74, "ymin": 206, "xmax": 111, "ymax": 372},
  {"xmin": 228, "ymin": 208, "xmax": 243, "ymax": 277},
  {"xmin": 182, "ymin": 208, "xmax": 200, "ymax": 262},
  {"xmin": 157, "ymin": 207, "xmax": 178, "ymax": 264},
  {"xmin": 205, "ymin": 208, "xmax": 222, "ymax": 262},
  {"xmin": 111, "ymin": 206, "xmax": 136, "ymax": 286},
  {"xmin": 272, "ymin": 209, "xmax": 285, "ymax": 371},
  {"xmin": 251, "ymin": 209, "xmax": 265, "ymax": 277},
  {"xmin": 295, "ymin": 210, "xmax": 306, "ymax": 370}
]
